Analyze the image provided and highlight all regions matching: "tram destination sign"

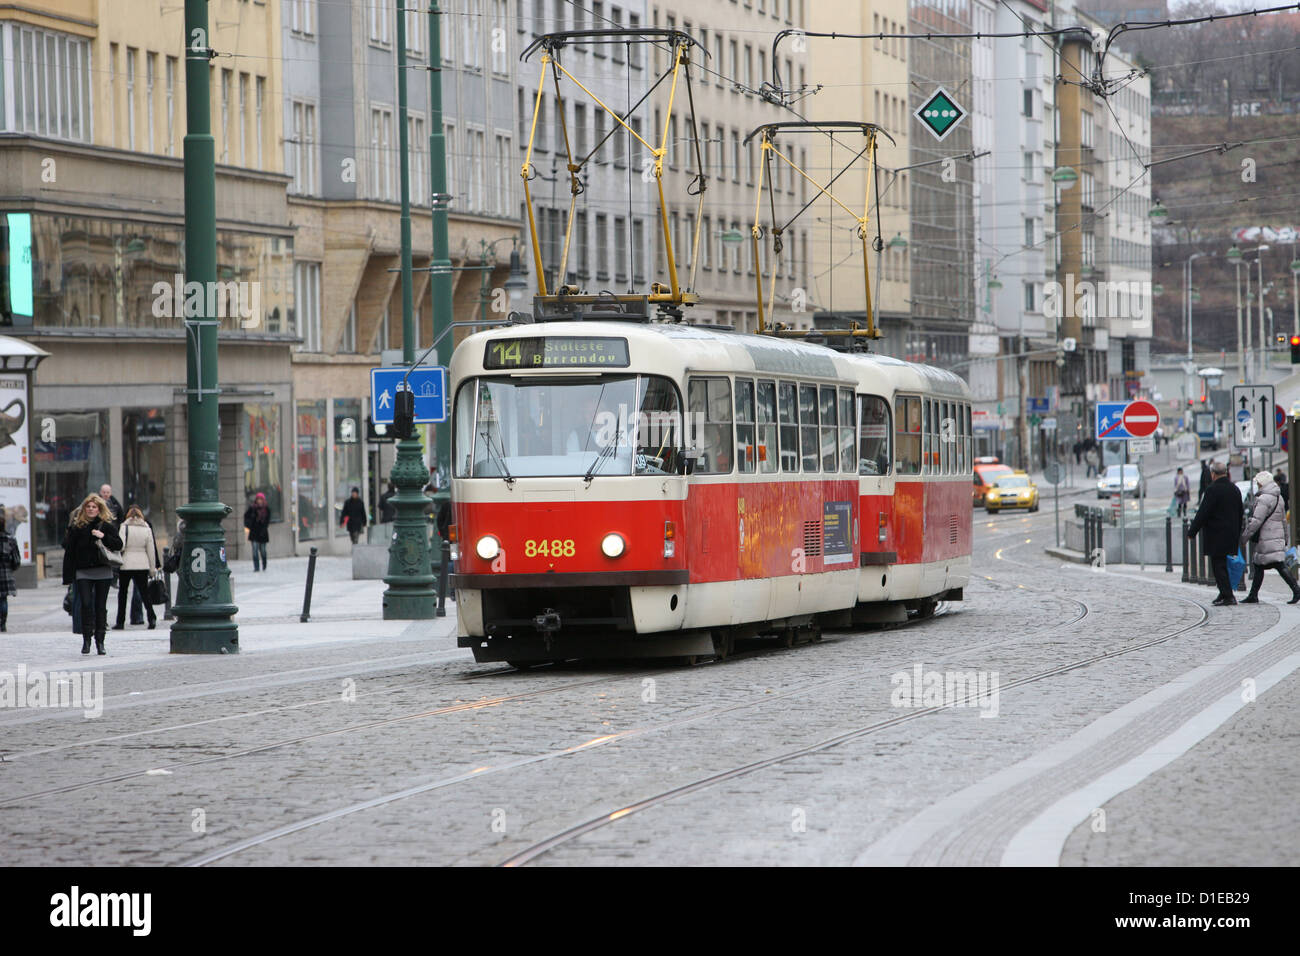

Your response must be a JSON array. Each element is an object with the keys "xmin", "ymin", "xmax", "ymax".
[{"xmin": 484, "ymin": 336, "xmax": 630, "ymax": 370}]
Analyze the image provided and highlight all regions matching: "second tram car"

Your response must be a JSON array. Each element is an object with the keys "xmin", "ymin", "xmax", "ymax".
[{"xmin": 449, "ymin": 321, "xmax": 972, "ymax": 663}]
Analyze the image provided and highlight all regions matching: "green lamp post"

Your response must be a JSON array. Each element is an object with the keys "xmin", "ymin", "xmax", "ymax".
[
  {"xmin": 383, "ymin": 0, "xmax": 437, "ymax": 619},
  {"xmin": 171, "ymin": 0, "xmax": 238, "ymax": 653}
]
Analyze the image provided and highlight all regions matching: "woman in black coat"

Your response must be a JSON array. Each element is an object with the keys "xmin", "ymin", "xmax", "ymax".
[
  {"xmin": 62, "ymin": 494, "xmax": 124, "ymax": 654},
  {"xmin": 243, "ymin": 492, "xmax": 271, "ymax": 572},
  {"xmin": 340, "ymin": 487, "xmax": 367, "ymax": 544}
]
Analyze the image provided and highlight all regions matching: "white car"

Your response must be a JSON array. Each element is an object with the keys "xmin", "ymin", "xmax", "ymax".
[{"xmin": 1096, "ymin": 464, "xmax": 1144, "ymax": 498}]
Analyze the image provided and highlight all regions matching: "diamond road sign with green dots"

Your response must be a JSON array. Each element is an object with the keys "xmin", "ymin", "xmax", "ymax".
[{"xmin": 915, "ymin": 87, "xmax": 966, "ymax": 142}]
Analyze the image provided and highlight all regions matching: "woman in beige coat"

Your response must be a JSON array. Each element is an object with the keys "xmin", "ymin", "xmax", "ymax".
[{"xmin": 115, "ymin": 505, "xmax": 160, "ymax": 629}]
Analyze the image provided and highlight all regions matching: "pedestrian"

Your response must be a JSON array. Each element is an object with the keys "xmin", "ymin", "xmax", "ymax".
[
  {"xmin": 1072, "ymin": 440, "xmax": 1082, "ymax": 465},
  {"xmin": 98, "ymin": 483, "xmax": 123, "ymax": 524},
  {"xmin": 0, "ymin": 517, "xmax": 19, "ymax": 632},
  {"xmin": 1187, "ymin": 461, "xmax": 1245, "ymax": 606},
  {"xmin": 1198, "ymin": 459, "xmax": 1212, "ymax": 504},
  {"xmin": 243, "ymin": 492, "xmax": 271, "ymax": 571},
  {"xmin": 379, "ymin": 481, "xmax": 397, "ymax": 523},
  {"xmin": 1274, "ymin": 468, "xmax": 1289, "ymax": 511},
  {"xmin": 340, "ymin": 487, "xmax": 367, "ymax": 544},
  {"xmin": 1084, "ymin": 446, "xmax": 1099, "ymax": 478},
  {"xmin": 1173, "ymin": 466, "xmax": 1191, "ymax": 518},
  {"xmin": 114, "ymin": 505, "xmax": 159, "ymax": 630},
  {"xmin": 1240, "ymin": 470, "xmax": 1300, "ymax": 604},
  {"xmin": 62, "ymin": 493, "xmax": 124, "ymax": 654}
]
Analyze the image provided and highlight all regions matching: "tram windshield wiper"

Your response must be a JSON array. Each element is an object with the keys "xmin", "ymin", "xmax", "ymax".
[
  {"xmin": 583, "ymin": 440, "xmax": 618, "ymax": 483},
  {"xmin": 480, "ymin": 428, "xmax": 515, "ymax": 487}
]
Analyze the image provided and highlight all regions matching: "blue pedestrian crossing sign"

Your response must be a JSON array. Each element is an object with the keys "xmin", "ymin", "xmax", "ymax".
[
  {"xmin": 1096, "ymin": 402, "xmax": 1134, "ymax": 440},
  {"xmin": 371, "ymin": 366, "xmax": 447, "ymax": 425}
]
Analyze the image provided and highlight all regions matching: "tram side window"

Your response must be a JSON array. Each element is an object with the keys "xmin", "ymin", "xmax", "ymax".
[
  {"xmin": 635, "ymin": 375, "xmax": 683, "ymax": 476},
  {"xmin": 859, "ymin": 395, "xmax": 891, "ymax": 475},
  {"xmin": 963, "ymin": 404, "xmax": 972, "ymax": 472},
  {"xmin": 799, "ymin": 384, "xmax": 820, "ymax": 472},
  {"xmin": 687, "ymin": 377, "xmax": 733, "ymax": 474},
  {"xmin": 735, "ymin": 378, "xmax": 756, "ymax": 474},
  {"xmin": 757, "ymin": 380, "xmax": 779, "ymax": 474},
  {"xmin": 819, "ymin": 385, "xmax": 838, "ymax": 472},
  {"xmin": 839, "ymin": 388, "xmax": 856, "ymax": 474},
  {"xmin": 928, "ymin": 398, "xmax": 941, "ymax": 473},
  {"xmin": 778, "ymin": 381, "xmax": 799, "ymax": 472},
  {"xmin": 895, "ymin": 396, "xmax": 921, "ymax": 475},
  {"xmin": 453, "ymin": 381, "xmax": 477, "ymax": 478},
  {"xmin": 941, "ymin": 400, "xmax": 952, "ymax": 475}
]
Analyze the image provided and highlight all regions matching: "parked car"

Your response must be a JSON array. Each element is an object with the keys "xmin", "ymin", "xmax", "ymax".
[{"xmin": 1096, "ymin": 464, "xmax": 1143, "ymax": 498}]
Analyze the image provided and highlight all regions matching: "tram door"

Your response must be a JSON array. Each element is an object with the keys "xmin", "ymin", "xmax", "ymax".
[{"xmin": 858, "ymin": 393, "xmax": 897, "ymax": 601}]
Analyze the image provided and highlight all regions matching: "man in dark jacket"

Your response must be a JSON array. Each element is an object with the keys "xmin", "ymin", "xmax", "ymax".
[
  {"xmin": 1188, "ymin": 461, "xmax": 1245, "ymax": 605},
  {"xmin": 340, "ymin": 487, "xmax": 367, "ymax": 544},
  {"xmin": 1274, "ymin": 469, "xmax": 1290, "ymax": 510},
  {"xmin": 379, "ymin": 481, "xmax": 397, "ymax": 523},
  {"xmin": 1197, "ymin": 460, "xmax": 1212, "ymax": 505}
]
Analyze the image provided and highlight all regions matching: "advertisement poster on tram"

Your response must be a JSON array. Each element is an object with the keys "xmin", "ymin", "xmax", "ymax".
[
  {"xmin": 0, "ymin": 374, "xmax": 32, "ymax": 563},
  {"xmin": 823, "ymin": 500, "xmax": 854, "ymax": 565}
]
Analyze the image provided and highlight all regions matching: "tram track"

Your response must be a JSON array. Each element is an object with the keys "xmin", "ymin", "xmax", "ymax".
[
  {"xmin": 497, "ymin": 596, "xmax": 1210, "ymax": 866},
  {"xmin": 173, "ymin": 592, "xmax": 1134, "ymax": 867}
]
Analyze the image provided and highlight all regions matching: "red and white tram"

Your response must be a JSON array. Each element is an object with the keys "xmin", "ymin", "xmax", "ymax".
[{"xmin": 448, "ymin": 321, "xmax": 972, "ymax": 663}]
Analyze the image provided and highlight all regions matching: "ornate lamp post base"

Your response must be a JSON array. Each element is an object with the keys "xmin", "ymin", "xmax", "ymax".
[
  {"xmin": 383, "ymin": 437, "xmax": 438, "ymax": 619},
  {"xmin": 169, "ymin": 500, "xmax": 239, "ymax": 654}
]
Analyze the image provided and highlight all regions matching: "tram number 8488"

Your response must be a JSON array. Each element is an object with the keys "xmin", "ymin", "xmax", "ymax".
[{"xmin": 524, "ymin": 539, "xmax": 577, "ymax": 557}]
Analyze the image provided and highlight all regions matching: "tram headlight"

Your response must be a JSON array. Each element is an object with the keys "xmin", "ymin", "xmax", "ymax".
[
  {"xmin": 601, "ymin": 533, "xmax": 626, "ymax": 558},
  {"xmin": 475, "ymin": 535, "xmax": 501, "ymax": 561}
]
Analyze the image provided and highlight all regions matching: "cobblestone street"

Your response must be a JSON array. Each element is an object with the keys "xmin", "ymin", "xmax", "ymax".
[{"xmin": 3, "ymin": 510, "xmax": 1296, "ymax": 867}]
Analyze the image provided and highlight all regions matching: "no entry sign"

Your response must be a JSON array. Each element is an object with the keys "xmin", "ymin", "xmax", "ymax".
[{"xmin": 1121, "ymin": 400, "xmax": 1160, "ymax": 439}]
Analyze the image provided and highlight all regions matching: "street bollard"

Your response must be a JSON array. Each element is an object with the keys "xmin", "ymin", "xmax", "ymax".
[
  {"xmin": 300, "ymin": 546, "xmax": 318, "ymax": 623},
  {"xmin": 436, "ymin": 538, "xmax": 450, "ymax": 618},
  {"xmin": 1165, "ymin": 516, "xmax": 1173, "ymax": 573},
  {"xmin": 163, "ymin": 547, "xmax": 175, "ymax": 621},
  {"xmin": 1181, "ymin": 519, "xmax": 1190, "ymax": 583},
  {"xmin": 1083, "ymin": 509, "xmax": 1093, "ymax": 558}
]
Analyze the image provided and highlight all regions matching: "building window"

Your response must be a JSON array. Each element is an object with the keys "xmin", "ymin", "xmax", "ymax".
[
  {"xmin": 369, "ymin": 106, "xmax": 395, "ymax": 200},
  {"xmin": 242, "ymin": 403, "xmax": 283, "ymax": 527},
  {"xmin": 126, "ymin": 48, "xmax": 137, "ymax": 150},
  {"xmin": 1023, "ymin": 88, "xmax": 1033, "ymax": 118},
  {"xmin": 333, "ymin": 400, "xmax": 364, "ymax": 538},
  {"xmin": 296, "ymin": 400, "xmax": 328, "ymax": 541},
  {"xmin": 614, "ymin": 216, "xmax": 628, "ymax": 284},
  {"xmin": 1024, "ymin": 218, "xmax": 1035, "ymax": 247},
  {"xmin": 165, "ymin": 57, "xmax": 177, "ymax": 156},
  {"xmin": 407, "ymin": 0, "xmax": 425, "ymax": 55},
  {"xmin": 294, "ymin": 262, "xmax": 322, "ymax": 351},
  {"xmin": 595, "ymin": 214, "xmax": 610, "ymax": 281},
  {"xmin": 238, "ymin": 72, "xmax": 249, "ymax": 165},
  {"xmin": 255, "ymin": 77, "xmax": 265, "ymax": 167},
  {"xmin": 495, "ymin": 132, "xmax": 511, "ymax": 215},
  {"xmin": 369, "ymin": 0, "xmax": 392, "ymax": 46},
  {"xmin": 290, "ymin": 0, "xmax": 315, "ymax": 36},
  {"xmin": 1024, "ymin": 281, "xmax": 1036, "ymax": 312},
  {"xmin": 288, "ymin": 101, "xmax": 318, "ymax": 195},
  {"xmin": 409, "ymin": 116, "xmax": 428, "ymax": 205}
]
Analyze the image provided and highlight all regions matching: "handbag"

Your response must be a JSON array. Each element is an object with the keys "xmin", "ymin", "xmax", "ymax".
[
  {"xmin": 1227, "ymin": 548, "xmax": 1247, "ymax": 590},
  {"xmin": 146, "ymin": 573, "xmax": 167, "ymax": 606},
  {"xmin": 63, "ymin": 584, "xmax": 75, "ymax": 615},
  {"xmin": 1249, "ymin": 495, "xmax": 1279, "ymax": 545},
  {"xmin": 97, "ymin": 538, "xmax": 125, "ymax": 567}
]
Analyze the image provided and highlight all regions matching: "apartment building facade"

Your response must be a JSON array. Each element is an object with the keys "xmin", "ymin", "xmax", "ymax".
[
  {"xmin": 1, "ymin": 0, "xmax": 294, "ymax": 574},
  {"xmin": 514, "ymin": 1, "xmax": 655, "ymax": 302},
  {"xmin": 648, "ymin": 0, "xmax": 812, "ymax": 333},
  {"xmin": 805, "ymin": 0, "xmax": 912, "ymax": 347}
]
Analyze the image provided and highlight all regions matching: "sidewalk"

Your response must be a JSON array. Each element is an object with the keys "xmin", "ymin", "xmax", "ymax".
[{"xmin": 0, "ymin": 555, "xmax": 458, "ymax": 672}]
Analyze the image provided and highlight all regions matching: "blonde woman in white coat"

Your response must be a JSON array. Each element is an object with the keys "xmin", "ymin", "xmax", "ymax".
[{"xmin": 114, "ymin": 505, "xmax": 160, "ymax": 629}]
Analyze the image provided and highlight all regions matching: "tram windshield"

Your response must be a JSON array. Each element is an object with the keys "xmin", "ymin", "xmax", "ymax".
[{"xmin": 454, "ymin": 375, "xmax": 683, "ymax": 478}]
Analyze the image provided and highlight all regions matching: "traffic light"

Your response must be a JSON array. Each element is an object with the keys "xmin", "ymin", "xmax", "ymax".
[
  {"xmin": 1290, "ymin": 334, "xmax": 1300, "ymax": 364},
  {"xmin": 392, "ymin": 388, "xmax": 415, "ymax": 439}
]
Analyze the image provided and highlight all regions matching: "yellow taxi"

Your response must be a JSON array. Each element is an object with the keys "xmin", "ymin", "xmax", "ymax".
[{"xmin": 984, "ymin": 471, "xmax": 1039, "ymax": 513}]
